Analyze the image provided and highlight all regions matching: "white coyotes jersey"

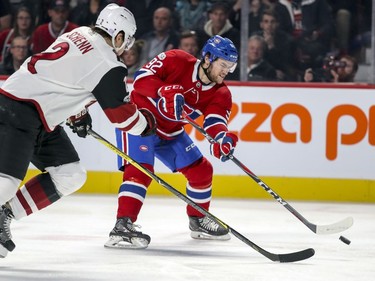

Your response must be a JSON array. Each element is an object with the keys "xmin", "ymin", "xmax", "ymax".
[{"xmin": 0, "ymin": 26, "xmax": 142, "ymax": 133}]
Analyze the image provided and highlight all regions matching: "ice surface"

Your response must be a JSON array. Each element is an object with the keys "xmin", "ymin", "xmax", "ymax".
[{"xmin": 0, "ymin": 195, "xmax": 373, "ymax": 281}]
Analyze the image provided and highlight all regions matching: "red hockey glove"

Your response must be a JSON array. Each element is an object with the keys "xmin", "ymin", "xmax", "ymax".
[
  {"xmin": 139, "ymin": 108, "xmax": 157, "ymax": 137},
  {"xmin": 66, "ymin": 108, "xmax": 92, "ymax": 138},
  {"xmin": 210, "ymin": 132, "xmax": 238, "ymax": 162},
  {"xmin": 157, "ymin": 85, "xmax": 185, "ymax": 121}
]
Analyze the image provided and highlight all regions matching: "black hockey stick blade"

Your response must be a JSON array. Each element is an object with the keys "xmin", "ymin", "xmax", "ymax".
[
  {"xmin": 229, "ymin": 228, "xmax": 315, "ymax": 263},
  {"xmin": 88, "ymin": 129, "xmax": 315, "ymax": 263},
  {"xmin": 184, "ymin": 116, "xmax": 353, "ymax": 235}
]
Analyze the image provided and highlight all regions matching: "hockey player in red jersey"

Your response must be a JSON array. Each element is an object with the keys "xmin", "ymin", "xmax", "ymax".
[
  {"xmin": 105, "ymin": 35, "xmax": 239, "ymax": 249},
  {"xmin": 0, "ymin": 4, "xmax": 156, "ymax": 258}
]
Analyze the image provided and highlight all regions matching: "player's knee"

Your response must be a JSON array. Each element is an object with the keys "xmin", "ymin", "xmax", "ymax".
[
  {"xmin": 0, "ymin": 173, "xmax": 21, "ymax": 203},
  {"xmin": 123, "ymin": 163, "xmax": 153, "ymax": 187},
  {"xmin": 46, "ymin": 162, "xmax": 87, "ymax": 196},
  {"xmin": 179, "ymin": 157, "xmax": 213, "ymax": 188}
]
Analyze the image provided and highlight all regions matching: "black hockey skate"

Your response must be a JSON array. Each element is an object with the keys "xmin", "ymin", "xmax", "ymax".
[
  {"xmin": 189, "ymin": 216, "xmax": 231, "ymax": 240},
  {"xmin": 104, "ymin": 217, "xmax": 151, "ymax": 249},
  {"xmin": 0, "ymin": 205, "xmax": 16, "ymax": 258}
]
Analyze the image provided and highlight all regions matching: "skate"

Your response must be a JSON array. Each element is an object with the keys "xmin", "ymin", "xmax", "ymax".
[
  {"xmin": 189, "ymin": 216, "xmax": 231, "ymax": 241},
  {"xmin": 0, "ymin": 205, "xmax": 16, "ymax": 258},
  {"xmin": 104, "ymin": 217, "xmax": 151, "ymax": 249}
]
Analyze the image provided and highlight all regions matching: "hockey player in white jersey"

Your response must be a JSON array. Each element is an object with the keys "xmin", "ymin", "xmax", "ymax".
[{"xmin": 0, "ymin": 4, "xmax": 156, "ymax": 258}]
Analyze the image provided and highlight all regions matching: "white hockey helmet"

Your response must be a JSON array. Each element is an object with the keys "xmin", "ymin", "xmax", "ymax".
[{"xmin": 95, "ymin": 3, "xmax": 136, "ymax": 55}]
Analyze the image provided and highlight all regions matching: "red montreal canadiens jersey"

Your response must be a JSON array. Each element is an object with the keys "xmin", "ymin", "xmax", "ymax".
[
  {"xmin": 32, "ymin": 21, "xmax": 79, "ymax": 54},
  {"xmin": 132, "ymin": 49, "xmax": 232, "ymax": 139},
  {"xmin": 0, "ymin": 26, "xmax": 146, "ymax": 134}
]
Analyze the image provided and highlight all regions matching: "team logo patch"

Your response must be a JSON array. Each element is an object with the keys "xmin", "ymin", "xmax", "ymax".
[
  {"xmin": 139, "ymin": 145, "xmax": 149, "ymax": 152},
  {"xmin": 196, "ymin": 82, "xmax": 201, "ymax": 88},
  {"xmin": 158, "ymin": 52, "xmax": 166, "ymax": 60}
]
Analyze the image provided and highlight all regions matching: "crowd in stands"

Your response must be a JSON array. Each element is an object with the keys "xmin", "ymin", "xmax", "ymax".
[{"xmin": 0, "ymin": 0, "xmax": 372, "ymax": 83}]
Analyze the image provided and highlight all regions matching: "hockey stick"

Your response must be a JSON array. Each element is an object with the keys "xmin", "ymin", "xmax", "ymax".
[
  {"xmin": 88, "ymin": 129, "xmax": 314, "ymax": 262},
  {"xmin": 184, "ymin": 115, "xmax": 353, "ymax": 235}
]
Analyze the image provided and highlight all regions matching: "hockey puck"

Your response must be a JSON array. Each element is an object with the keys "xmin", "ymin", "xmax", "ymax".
[{"xmin": 339, "ymin": 235, "xmax": 351, "ymax": 245}]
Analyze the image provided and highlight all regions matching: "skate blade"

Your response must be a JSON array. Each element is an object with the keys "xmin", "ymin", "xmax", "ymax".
[
  {"xmin": 190, "ymin": 231, "xmax": 231, "ymax": 241},
  {"xmin": 0, "ymin": 244, "xmax": 9, "ymax": 258},
  {"xmin": 104, "ymin": 236, "xmax": 149, "ymax": 249}
]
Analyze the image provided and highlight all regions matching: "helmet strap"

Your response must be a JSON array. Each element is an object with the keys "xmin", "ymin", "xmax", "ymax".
[
  {"xmin": 199, "ymin": 59, "xmax": 214, "ymax": 83},
  {"xmin": 112, "ymin": 32, "xmax": 126, "ymax": 55}
]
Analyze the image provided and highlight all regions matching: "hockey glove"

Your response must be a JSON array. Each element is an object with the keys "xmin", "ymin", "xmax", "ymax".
[
  {"xmin": 157, "ymin": 85, "xmax": 185, "ymax": 121},
  {"xmin": 210, "ymin": 132, "xmax": 238, "ymax": 162},
  {"xmin": 139, "ymin": 108, "xmax": 157, "ymax": 137},
  {"xmin": 66, "ymin": 108, "xmax": 92, "ymax": 138}
]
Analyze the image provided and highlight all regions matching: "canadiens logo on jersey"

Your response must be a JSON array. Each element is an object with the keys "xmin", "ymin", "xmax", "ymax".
[{"xmin": 139, "ymin": 145, "xmax": 149, "ymax": 152}]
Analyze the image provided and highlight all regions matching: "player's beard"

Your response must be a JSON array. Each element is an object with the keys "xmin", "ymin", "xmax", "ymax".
[{"xmin": 205, "ymin": 65, "xmax": 224, "ymax": 84}]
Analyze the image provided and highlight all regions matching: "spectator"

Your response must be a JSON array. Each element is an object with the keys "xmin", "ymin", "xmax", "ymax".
[
  {"xmin": 195, "ymin": 1, "xmax": 240, "ymax": 51},
  {"xmin": 70, "ymin": 0, "xmax": 114, "ymax": 26},
  {"xmin": 7, "ymin": 1, "xmax": 46, "ymax": 27},
  {"xmin": 178, "ymin": 30, "xmax": 199, "ymax": 57},
  {"xmin": 0, "ymin": 36, "xmax": 30, "ymax": 75},
  {"xmin": 254, "ymin": 9, "xmax": 297, "ymax": 81},
  {"xmin": 229, "ymin": 0, "xmax": 269, "ymax": 36},
  {"xmin": 32, "ymin": 0, "xmax": 79, "ymax": 54},
  {"xmin": 125, "ymin": 0, "xmax": 176, "ymax": 39},
  {"xmin": 0, "ymin": 0, "xmax": 12, "ymax": 32},
  {"xmin": 246, "ymin": 34, "xmax": 277, "ymax": 81},
  {"xmin": 121, "ymin": 39, "xmax": 144, "ymax": 79},
  {"xmin": 274, "ymin": 0, "xmax": 334, "ymax": 70},
  {"xmin": 0, "ymin": 6, "xmax": 34, "ymax": 63},
  {"xmin": 304, "ymin": 55, "xmax": 358, "ymax": 82},
  {"xmin": 175, "ymin": 0, "xmax": 211, "ymax": 32},
  {"xmin": 138, "ymin": 7, "xmax": 180, "ymax": 66}
]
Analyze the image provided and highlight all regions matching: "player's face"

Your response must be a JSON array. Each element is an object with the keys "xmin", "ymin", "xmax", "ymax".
[{"xmin": 208, "ymin": 58, "xmax": 236, "ymax": 84}]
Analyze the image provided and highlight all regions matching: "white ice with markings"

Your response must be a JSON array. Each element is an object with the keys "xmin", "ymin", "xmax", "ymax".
[{"xmin": 0, "ymin": 195, "xmax": 373, "ymax": 281}]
